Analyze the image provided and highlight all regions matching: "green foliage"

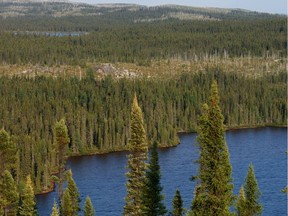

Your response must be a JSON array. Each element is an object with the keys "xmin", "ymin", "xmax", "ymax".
[
  {"xmin": 55, "ymin": 119, "xmax": 70, "ymax": 201},
  {"xmin": 236, "ymin": 186, "xmax": 246, "ymax": 216},
  {"xmin": 0, "ymin": 68, "xmax": 285, "ymax": 193},
  {"xmin": 50, "ymin": 201, "xmax": 59, "ymax": 216},
  {"xmin": 0, "ymin": 129, "xmax": 17, "ymax": 176},
  {"xmin": 0, "ymin": 170, "xmax": 19, "ymax": 215},
  {"xmin": 172, "ymin": 189, "xmax": 184, "ymax": 216},
  {"xmin": 65, "ymin": 170, "xmax": 81, "ymax": 214},
  {"xmin": 141, "ymin": 141, "xmax": 166, "ymax": 215},
  {"xmin": 84, "ymin": 196, "xmax": 95, "ymax": 216},
  {"xmin": 18, "ymin": 175, "xmax": 37, "ymax": 216},
  {"xmin": 243, "ymin": 164, "xmax": 262, "ymax": 216},
  {"xmin": 0, "ymin": 7, "xmax": 286, "ymax": 65},
  {"xmin": 61, "ymin": 189, "xmax": 74, "ymax": 216},
  {"xmin": 123, "ymin": 95, "xmax": 149, "ymax": 215},
  {"xmin": 191, "ymin": 81, "xmax": 234, "ymax": 216}
]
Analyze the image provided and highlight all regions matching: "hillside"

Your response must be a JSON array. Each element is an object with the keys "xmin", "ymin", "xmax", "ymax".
[{"xmin": 0, "ymin": 0, "xmax": 280, "ymax": 21}]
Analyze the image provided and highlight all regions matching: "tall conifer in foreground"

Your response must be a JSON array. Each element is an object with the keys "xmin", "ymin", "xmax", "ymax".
[
  {"xmin": 50, "ymin": 201, "xmax": 59, "ymax": 216},
  {"xmin": 236, "ymin": 186, "xmax": 246, "ymax": 216},
  {"xmin": 65, "ymin": 170, "xmax": 81, "ymax": 214},
  {"xmin": 19, "ymin": 175, "xmax": 37, "ymax": 216},
  {"xmin": 237, "ymin": 164, "xmax": 262, "ymax": 216},
  {"xmin": 84, "ymin": 196, "xmax": 95, "ymax": 216},
  {"xmin": 172, "ymin": 189, "xmax": 184, "ymax": 216},
  {"xmin": 123, "ymin": 95, "xmax": 148, "ymax": 215},
  {"xmin": 141, "ymin": 141, "xmax": 166, "ymax": 215},
  {"xmin": 0, "ymin": 170, "xmax": 19, "ymax": 215},
  {"xmin": 54, "ymin": 119, "xmax": 70, "ymax": 202},
  {"xmin": 61, "ymin": 190, "xmax": 73, "ymax": 216},
  {"xmin": 191, "ymin": 80, "xmax": 233, "ymax": 216}
]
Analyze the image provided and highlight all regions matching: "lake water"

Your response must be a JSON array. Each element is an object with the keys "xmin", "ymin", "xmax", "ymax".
[{"xmin": 36, "ymin": 127, "xmax": 287, "ymax": 215}]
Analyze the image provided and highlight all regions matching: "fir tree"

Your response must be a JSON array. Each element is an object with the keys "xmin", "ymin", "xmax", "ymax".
[
  {"xmin": 243, "ymin": 164, "xmax": 262, "ymax": 216},
  {"xmin": 123, "ymin": 95, "xmax": 149, "ymax": 215},
  {"xmin": 236, "ymin": 186, "xmax": 246, "ymax": 216},
  {"xmin": 65, "ymin": 169, "xmax": 81, "ymax": 214},
  {"xmin": 191, "ymin": 80, "xmax": 234, "ymax": 216},
  {"xmin": 19, "ymin": 175, "xmax": 37, "ymax": 216},
  {"xmin": 172, "ymin": 189, "xmax": 184, "ymax": 216},
  {"xmin": 0, "ymin": 170, "xmax": 19, "ymax": 215},
  {"xmin": 54, "ymin": 119, "xmax": 70, "ymax": 202},
  {"xmin": 50, "ymin": 201, "xmax": 59, "ymax": 216},
  {"xmin": 84, "ymin": 196, "xmax": 95, "ymax": 216},
  {"xmin": 141, "ymin": 141, "xmax": 166, "ymax": 215},
  {"xmin": 61, "ymin": 189, "xmax": 73, "ymax": 216},
  {"xmin": 0, "ymin": 129, "xmax": 17, "ymax": 175}
]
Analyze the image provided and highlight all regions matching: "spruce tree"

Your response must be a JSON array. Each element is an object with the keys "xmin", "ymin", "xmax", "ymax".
[
  {"xmin": 236, "ymin": 186, "xmax": 246, "ymax": 216},
  {"xmin": 65, "ymin": 169, "xmax": 81, "ymax": 214},
  {"xmin": 141, "ymin": 141, "xmax": 166, "ymax": 215},
  {"xmin": 123, "ymin": 95, "xmax": 149, "ymax": 215},
  {"xmin": 243, "ymin": 164, "xmax": 262, "ymax": 216},
  {"xmin": 19, "ymin": 175, "xmax": 37, "ymax": 216},
  {"xmin": 0, "ymin": 129, "xmax": 17, "ymax": 175},
  {"xmin": 172, "ymin": 189, "xmax": 184, "ymax": 216},
  {"xmin": 0, "ymin": 170, "xmax": 19, "ymax": 215},
  {"xmin": 50, "ymin": 201, "xmax": 59, "ymax": 216},
  {"xmin": 61, "ymin": 189, "xmax": 73, "ymax": 216},
  {"xmin": 191, "ymin": 80, "xmax": 233, "ymax": 216},
  {"xmin": 84, "ymin": 196, "xmax": 95, "ymax": 216},
  {"xmin": 54, "ymin": 119, "xmax": 70, "ymax": 202}
]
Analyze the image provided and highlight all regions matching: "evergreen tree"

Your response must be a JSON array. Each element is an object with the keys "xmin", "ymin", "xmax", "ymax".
[
  {"xmin": 84, "ymin": 196, "xmax": 95, "ymax": 216},
  {"xmin": 19, "ymin": 175, "xmax": 37, "ymax": 216},
  {"xmin": 190, "ymin": 80, "xmax": 234, "ymax": 216},
  {"xmin": 54, "ymin": 119, "xmax": 70, "ymax": 202},
  {"xmin": 141, "ymin": 141, "xmax": 166, "ymax": 215},
  {"xmin": 61, "ymin": 189, "xmax": 73, "ymax": 216},
  {"xmin": 172, "ymin": 189, "xmax": 184, "ymax": 216},
  {"xmin": 0, "ymin": 129, "xmax": 17, "ymax": 175},
  {"xmin": 236, "ymin": 186, "xmax": 246, "ymax": 216},
  {"xmin": 123, "ymin": 95, "xmax": 149, "ymax": 215},
  {"xmin": 243, "ymin": 164, "xmax": 262, "ymax": 216},
  {"xmin": 65, "ymin": 169, "xmax": 81, "ymax": 214},
  {"xmin": 0, "ymin": 170, "xmax": 19, "ymax": 215},
  {"xmin": 50, "ymin": 201, "xmax": 59, "ymax": 216}
]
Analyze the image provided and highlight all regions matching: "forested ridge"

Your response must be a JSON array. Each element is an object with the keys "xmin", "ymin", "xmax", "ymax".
[
  {"xmin": 0, "ymin": 17, "xmax": 286, "ymax": 65},
  {"xmin": 0, "ymin": 2, "xmax": 286, "ymax": 65}
]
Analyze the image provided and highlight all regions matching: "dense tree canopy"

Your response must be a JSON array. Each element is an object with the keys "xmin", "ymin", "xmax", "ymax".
[{"xmin": 0, "ymin": 68, "xmax": 285, "ymax": 193}]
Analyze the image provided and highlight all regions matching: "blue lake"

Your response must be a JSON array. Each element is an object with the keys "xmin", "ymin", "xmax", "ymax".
[{"xmin": 36, "ymin": 127, "xmax": 287, "ymax": 215}]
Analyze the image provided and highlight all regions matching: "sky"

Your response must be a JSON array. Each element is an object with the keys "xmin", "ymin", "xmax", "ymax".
[{"xmin": 69, "ymin": 0, "xmax": 287, "ymax": 14}]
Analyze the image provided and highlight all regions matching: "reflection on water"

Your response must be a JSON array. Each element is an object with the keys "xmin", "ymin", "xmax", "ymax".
[{"xmin": 36, "ymin": 127, "xmax": 287, "ymax": 216}]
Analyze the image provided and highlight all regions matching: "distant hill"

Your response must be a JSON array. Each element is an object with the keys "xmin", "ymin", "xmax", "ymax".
[{"xmin": 0, "ymin": 0, "xmax": 278, "ymax": 20}]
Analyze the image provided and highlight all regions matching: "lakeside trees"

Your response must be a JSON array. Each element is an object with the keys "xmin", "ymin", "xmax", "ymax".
[
  {"xmin": 190, "ymin": 81, "xmax": 233, "ymax": 215},
  {"xmin": 141, "ymin": 142, "xmax": 166, "ymax": 215},
  {"xmin": 0, "ymin": 80, "xmax": 266, "ymax": 215},
  {"xmin": 123, "ymin": 95, "xmax": 149, "ymax": 215},
  {"xmin": 0, "ymin": 69, "xmax": 285, "ymax": 193},
  {"xmin": 236, "ymin": 164, "xmax": 262, "ymax": 216}
]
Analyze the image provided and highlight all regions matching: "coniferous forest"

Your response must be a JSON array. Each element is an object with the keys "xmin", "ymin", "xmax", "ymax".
[{"xmin": 0, "ymin": 1, "xmax": 286, "ymax": 215}]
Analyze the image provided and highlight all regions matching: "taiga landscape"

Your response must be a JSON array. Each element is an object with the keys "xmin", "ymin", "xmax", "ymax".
[{"xmin": 0, "ymin": 0, "xmax": 286, "ymax": 215}]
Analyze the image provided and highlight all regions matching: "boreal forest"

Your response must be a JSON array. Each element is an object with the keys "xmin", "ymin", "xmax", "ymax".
[{"xmin": 0, "ymin": 0, "xmax": 286, "ymax": 215}]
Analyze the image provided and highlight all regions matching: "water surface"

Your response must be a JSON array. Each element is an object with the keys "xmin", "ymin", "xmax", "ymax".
[{"xmin": 36, "ymin": 127, "xmax": 287, "ymax": 215}]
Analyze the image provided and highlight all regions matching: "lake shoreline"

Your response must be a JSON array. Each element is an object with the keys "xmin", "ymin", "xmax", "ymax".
[{"xmin": 35, "ymin": 124, "xmax": 286, "ymax": 195}]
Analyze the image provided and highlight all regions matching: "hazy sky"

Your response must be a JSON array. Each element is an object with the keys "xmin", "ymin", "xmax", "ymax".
[{"xmin": 69, "ymin": 0, "xmax": 287, "ymax": 14}]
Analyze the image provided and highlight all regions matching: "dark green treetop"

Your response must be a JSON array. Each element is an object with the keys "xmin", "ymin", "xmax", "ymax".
[{"xmin": 141, "ymin": 141, "xmax": 166, "ymax": 215}]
